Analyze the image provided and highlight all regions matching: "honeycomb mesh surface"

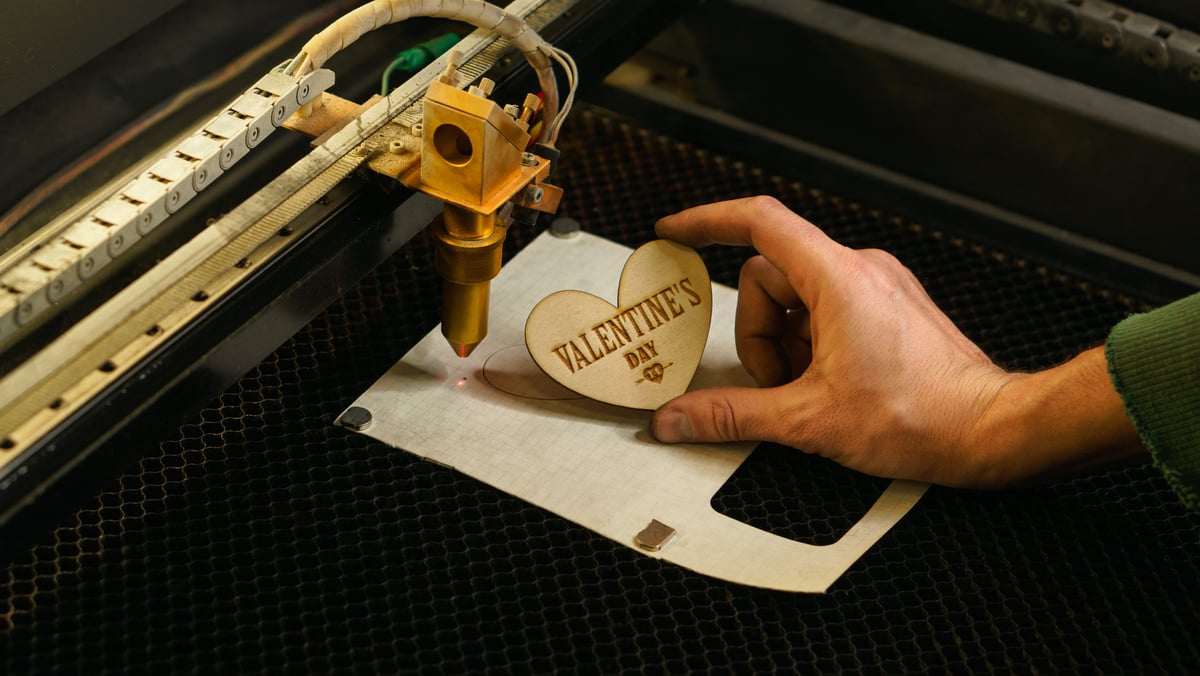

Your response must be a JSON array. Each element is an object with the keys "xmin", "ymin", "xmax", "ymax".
[{"xmin": 2, "ymin": 107, "xmax": 1198, "ymax": 673}]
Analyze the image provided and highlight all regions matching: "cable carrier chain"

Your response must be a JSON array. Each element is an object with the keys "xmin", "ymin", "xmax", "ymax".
[{"xmin": 0, "ymin": 65, "xmax": 336, "ymax": 344}]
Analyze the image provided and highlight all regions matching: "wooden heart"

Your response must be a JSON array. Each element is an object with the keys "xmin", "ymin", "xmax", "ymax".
[{"xmin": 525, "ymin": 239, "xmax": 712, "ymax": 410}]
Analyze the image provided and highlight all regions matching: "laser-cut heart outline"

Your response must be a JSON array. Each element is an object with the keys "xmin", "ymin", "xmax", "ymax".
[{"xmin": 524, "ymin": 240, "xmax": 712, "ymax": 410}]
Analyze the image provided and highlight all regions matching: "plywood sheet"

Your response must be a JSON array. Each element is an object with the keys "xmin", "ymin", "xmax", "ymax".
[{"xmin": 344, "ymin": 231, "xmax": 925, "ymax": 592}]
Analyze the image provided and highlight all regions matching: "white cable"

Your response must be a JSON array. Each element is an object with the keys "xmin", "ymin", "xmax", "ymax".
[
  {"xmin": 288, "ymin": 0, "xmax": 562, "ymax": 141},
  {"xmin": 545, "ymin": 46, "xmax": 579, "ymax": 145}
]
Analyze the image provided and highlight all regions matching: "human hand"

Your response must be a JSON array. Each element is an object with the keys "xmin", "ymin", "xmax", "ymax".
[{"xmin": 650, "ymin": 197, "xmax": 1143, "ymax": 487}]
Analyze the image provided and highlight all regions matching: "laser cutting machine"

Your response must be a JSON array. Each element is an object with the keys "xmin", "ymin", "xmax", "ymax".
[{"xmin": 1, "ymin": 1, "xmax": 1197, "ymax": 671}]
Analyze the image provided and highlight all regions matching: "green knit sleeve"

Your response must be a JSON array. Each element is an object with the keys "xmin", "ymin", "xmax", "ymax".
[{"xmin": 1106, "ymin": 292, "xmax": 1200, "ymax": 512}]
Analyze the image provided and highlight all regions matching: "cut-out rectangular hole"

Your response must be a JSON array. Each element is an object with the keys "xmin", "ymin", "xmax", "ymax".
[{"xmin": 710, "ymin": 443, "xmax": 890, "ymax": 546}]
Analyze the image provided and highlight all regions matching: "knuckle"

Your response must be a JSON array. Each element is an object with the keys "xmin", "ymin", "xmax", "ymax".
[
  {"xmin": 745, "ymin": 194, "xmax": 786, "ymax": 218},
  {"xmin": 858, "ymin": 247, "xmax": 899, "ymax": 267},
  {"xmin": 853, "ymin": 248, "xmax": 918, "ymax": 288},
  {"xmin": 875, "ymin": 249, "xmax": 916, "ymax": 278},
  {"xmin": 708, "ymin": 397, "xmax": 742, "ymax": 441}
]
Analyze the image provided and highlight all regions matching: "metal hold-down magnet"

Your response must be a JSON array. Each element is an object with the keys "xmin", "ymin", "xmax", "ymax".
[
  {"xmin": 635, "ymin": 519, "xmax": 676, "ymax": 552},
  {"xmin": 338, "ymin": 406, "xmax": 373, "ymax": 431}
]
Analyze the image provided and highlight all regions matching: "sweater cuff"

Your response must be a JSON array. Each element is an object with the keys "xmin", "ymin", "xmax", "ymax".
[{"xmin": 1106, "ymin": 292, "xmax": 1200, "ymax": 513}]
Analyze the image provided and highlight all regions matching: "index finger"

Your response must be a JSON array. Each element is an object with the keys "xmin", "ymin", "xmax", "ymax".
[{"xmin": 655, "ymin": 196, "xmax": 847, "ymax": 303}]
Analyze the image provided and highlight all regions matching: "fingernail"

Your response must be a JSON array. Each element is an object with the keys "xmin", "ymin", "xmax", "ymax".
[{"xmin": 652, "ymin": 410, "xmax": 693, "ymax": 443}]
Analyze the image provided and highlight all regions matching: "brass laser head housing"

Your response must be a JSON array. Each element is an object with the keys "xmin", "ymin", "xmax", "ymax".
[
  {"xmin": 420, "ymin": 78, "xmax": 531, "ymax": 207},
  {"xmin": 279, "ymin": 55, "xmax": 564, "ymax": 359},
  {"xmin": 432, "ymin": 207, "xmax": 505, "ymax": 357},
  {"xmin": 417, "ymin": 76, "xmax": 557, "ymax": 357}
]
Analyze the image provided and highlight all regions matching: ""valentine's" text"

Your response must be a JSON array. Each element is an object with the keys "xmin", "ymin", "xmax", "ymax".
[{"xmin": 550, "ymin": 277, "xmax": 703, "ymax": 375}]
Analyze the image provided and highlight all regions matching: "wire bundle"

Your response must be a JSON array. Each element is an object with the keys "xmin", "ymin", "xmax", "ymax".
[
  {"xmin": 286, "ymin": 0, "xmax": 579, "ymax": 146},
  {"xmin": 544, "ymin": 46, "xmax": 578, "ymax": 145}
]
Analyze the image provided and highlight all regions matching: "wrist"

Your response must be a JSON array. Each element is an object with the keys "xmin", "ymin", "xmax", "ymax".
[{"xmin": 969, "ymin": 347, "xmax": 1146, "ymax": 487}]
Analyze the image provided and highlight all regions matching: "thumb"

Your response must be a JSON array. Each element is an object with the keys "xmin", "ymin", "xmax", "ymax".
[{"xmin": 650, "ymin": 385, "xmax": 793, "ymax": 444}]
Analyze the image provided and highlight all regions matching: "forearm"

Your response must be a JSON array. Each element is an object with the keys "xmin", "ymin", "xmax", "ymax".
[{"xmin": 972, "ymin": 347, "xmax": 1147, "ymax": 487}]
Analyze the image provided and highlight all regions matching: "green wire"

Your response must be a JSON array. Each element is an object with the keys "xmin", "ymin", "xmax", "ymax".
[
  {"xmin": 380, "ymin": 53, "xmax": 410, "ymax": 96},
  {"xmin": 381, "ymin": 33, "xmax": 461, "ymax": 95}
]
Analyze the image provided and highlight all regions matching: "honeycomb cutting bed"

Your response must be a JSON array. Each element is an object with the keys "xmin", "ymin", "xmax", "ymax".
[{"xmin": 2, "ymin": 107, "xmax": 1198, "ymax": 672}]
